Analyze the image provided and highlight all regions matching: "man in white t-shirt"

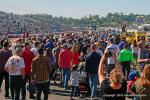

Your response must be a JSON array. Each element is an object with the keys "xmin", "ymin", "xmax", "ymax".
[
  {"xmin": 105, "ymin": 38, "xmax": 120, "ymax": 74},
  {"xmin": 30, "ymin": 41, "xmax": 41, "ymax": 57},
  {"xmin": 5, "ymin": 47, "xmax": 25, "ymax": 100}
]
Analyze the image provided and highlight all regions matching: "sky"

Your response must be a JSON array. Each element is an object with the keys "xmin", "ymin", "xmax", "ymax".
[{"xmin": 0, "ymin": 0, "xmax": 149, "ymax": 18}]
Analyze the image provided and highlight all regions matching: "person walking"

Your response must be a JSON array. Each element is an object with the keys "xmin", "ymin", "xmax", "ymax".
[
  {"xmin": 0, "ymin": 41, "xmax": 12, "ymax": 98},
  {"xmin": 31, "ymin": 48, "xmax": 52, "ymax": 100},
  {"xmin": 59, "ymin": 44, "xmax": 73, "ymax": 89},
  {"xmin": 5, "ymin": 47, "xmax": 25, "ymax": 100},
  {"xmin": 118, "ymin": 44, "xmax": 135, "ymax": 79},
  {"xmin": 52, "ymin": 42, "xmax": 62, "ymax": 85},
  {"xmin": 21, "ymin": 42, "xmax": 35, "ymax": 99},
  {"xmin": 69, "ymin": 65, "xmax": 81, "ymax": 100},
  {"xmin": 85, "ymin": 44, "xmax": 101, "ymax": 98}
]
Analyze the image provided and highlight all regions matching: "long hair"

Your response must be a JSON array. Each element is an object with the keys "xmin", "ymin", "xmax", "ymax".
[
  {"xmin": 71, "ymin": 45, "xmax": 78, "ymax": 53},
  {"xmin": 109, "ymin": 68, "xmax": 123, "ymax": 84},
  {"xmin": 137, "ymin": 64, "xmax": 150, "ymax": 86},
  {"xmin": 133, "ymin": 40, "xmax": 138, "ymax": 47}
]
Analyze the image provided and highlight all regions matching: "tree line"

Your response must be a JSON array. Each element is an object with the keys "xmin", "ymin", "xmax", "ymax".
[{"xmin": 24, "ymin": 12, "xmax": 150, "ymax": 27}]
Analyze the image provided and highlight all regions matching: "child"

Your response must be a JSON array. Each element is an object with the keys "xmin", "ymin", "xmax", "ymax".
[{"xmin": 69, "ymin": 65, "xmax": 81, "ymax": 100}]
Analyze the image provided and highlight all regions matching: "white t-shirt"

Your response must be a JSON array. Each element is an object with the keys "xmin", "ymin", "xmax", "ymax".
[
  {"xmin": 131, "ymin": 45, "xmax": 139, "ymax": 54},
  {"xmin": 105, "ymin": 44, "xmax": 120, "ymax": 64},
  {"xmin": 30, "ymin": 47, "xmax": 39, "ymax": 57},
  {"xmin": 5, "ymin": 55, "xmax": 25, "ymax": 75},
  {"xmin": 70, "ymin": 71, "xmax": 81, "ymax": 87}
]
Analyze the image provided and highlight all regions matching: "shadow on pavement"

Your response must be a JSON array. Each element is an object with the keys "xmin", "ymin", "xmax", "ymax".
[{"xmin": 50, "ymin": 89, "xmax": 70, "ymax": 97}]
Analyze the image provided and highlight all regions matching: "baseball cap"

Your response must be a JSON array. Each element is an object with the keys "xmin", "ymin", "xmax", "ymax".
[{"xmin": 128, "ymin": 71, "xmax": 139, "ymax": 80}]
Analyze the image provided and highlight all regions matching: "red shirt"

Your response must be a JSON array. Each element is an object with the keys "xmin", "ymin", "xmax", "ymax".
[
  {"xmin": 72, "ymin": 52, "xmax": 79, "ymax": 65},
  {"xmin": 22, "ymin": 48, "xmax": 35, "ymax": 75},
  {"xmin": 59, "ymin": 49, "xmax": 73, "ymax": 69}
]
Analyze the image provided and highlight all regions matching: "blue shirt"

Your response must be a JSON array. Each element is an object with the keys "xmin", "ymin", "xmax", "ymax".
[
  {"xmin": 44, "ymin": 42, "xmax": 54, "ymax": 50},
  {"xmin": 118, "ymin": 41, "xmax": 127, "ymax": 50}
]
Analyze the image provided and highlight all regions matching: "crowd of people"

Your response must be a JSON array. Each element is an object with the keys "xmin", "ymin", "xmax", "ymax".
[{"xmin": 0, "ymin": 31, "xmax": 150, "ymax": 100}]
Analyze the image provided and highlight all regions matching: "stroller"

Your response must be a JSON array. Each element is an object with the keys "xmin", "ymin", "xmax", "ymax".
[{"xmin": 78, "ymin": 63, "xmax": 91, "ymax": 96}]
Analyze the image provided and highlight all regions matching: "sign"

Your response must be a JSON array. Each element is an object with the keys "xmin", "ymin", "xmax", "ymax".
[{"xmin": 136, "ymin": 16, "xmax": 145, "ymax": 24}]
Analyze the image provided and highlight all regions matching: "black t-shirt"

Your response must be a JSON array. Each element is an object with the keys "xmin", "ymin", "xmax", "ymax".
[
  {"xmin": 101, "ymin": 80, "xmax": 127, "ymax": 100},
  {"xmin": 81, "ymin": 45, "xmax": 88, "ymax": 54},
  {"xmin": 85, "ymin": 52, "xmax": 101, "ymax": 74}
]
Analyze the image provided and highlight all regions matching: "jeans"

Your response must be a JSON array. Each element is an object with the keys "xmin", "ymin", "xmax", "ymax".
[
  {"xmin": 0, "ymin": 72, "xmax": 9, "ymax": 96},
  {"xmin": 50, "ymin": 65, "xmax": 57, "ymax": 81},
  {"xmin": 88, "ymin": 74, "xmax": 98, "ymax": 97},
  {"xmin": 61, "ymin": 68, "xmax": 70, "ymax": 88},
  {"xmin": 36, "ymin": 81, "xmax": 49, "ymax": 100},
  {"xmin": 21, "ymin": 74, "xmax": 34, "ymax": 99},
  {"xmin": 70, "ymin": 86, "xmax": 80, "ymax": 97},
  {"xmin": 9, "ymin": 75, "xmax": 22, "ymax": 100}
]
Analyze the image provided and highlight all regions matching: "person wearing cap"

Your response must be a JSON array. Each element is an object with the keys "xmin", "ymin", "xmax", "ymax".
[
  {"xmin": 127, "ymin": 71, "xmax": 139, "ymax": 97},
  {"xmin": 58, "ymin": 43, "xmax": 73, "ymax": 89},
  {"xmin": 5, "ymin": 47, "xmax": 25, "ymax": 100},
  {"xmin": 44, "ymin": 39, "xmax": 54, "ymax": 50},
  {"xmin": 118, "ymin": 37, "xmax": 127, "ymax": 50},
  {"xmin": 0, "ymin": 41, "xmax": 12, "ymax": 98}
]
